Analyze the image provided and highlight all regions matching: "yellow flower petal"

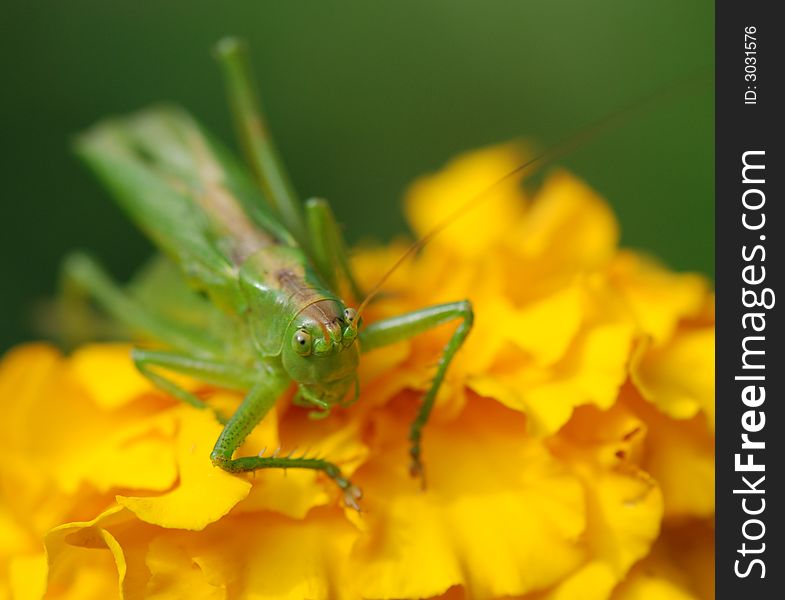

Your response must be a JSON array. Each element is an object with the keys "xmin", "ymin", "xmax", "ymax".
[
  {"xmin": 502, "ymin": 283, "xmax": 585, "ymax": 366},
  {"xmin": 623, "ymin": 386, "xmax": 714, "ymax": 520},
  {"xmin": 405, "ymin": 144, "xmax": 527, "ymax": 257},
  {"xmin": 609, "ymin": 534, "xmax": 705, "ymax": 600},
  {"xmin": 611, "ymin": 570, "xmax": 698, "ymax": 600},
  {"xmin": 472, "ymin": 319, "xmax": 634, "ymax": 436},
  {"xmin": 0, "ymin": 344, "xmax": 61, "ymax": 451},
  {"xmin": 544, "ymin": 403, "xmax": 664, "ymax": 597},
  {"xmin": 506, "ymin": 170, "xmax": 619, "ymax": 298},
  {"xmin": 0, "ymin": 344, "xmax": 179, "ymax": 544},
  {"xmin": 541, "ymin": 562, "xmax": 618, "ymax": 600},
  {"xmin": 350, "ymin": 396, "xmax": 586, "ymax": 599},
  {"xmin": 68, "ymin": 344, "xmax": 156, "ymax": 409},
  {"xmin": 44, "ymin": 505, "xmax": 138, "ymax": 599},
  {"xmin": 1, "ymin": 503, "xmax": 33, "ymax": 557},
  {"xmin": 631, "ymin": 328, "xmax": 715, "ymax": 430},
  {"xmin": 560, "ymin": 452, "xmax": 662, "ymax": 577},
  {"xmin": 118, "ymin": 404, "xmax": 252, "ymax": 530},
  {"xmin": 33, "ymin": 363, "xmax": 177, "ymax": 495},
  {"xmin": 608, "ymin": 252, "xmax": 709, "ymax": 345},
  {"xmin": 660, "ymin": 521, "xmax": 714, "ymax": 600},
  {"xmin": 151, "ymin": 509, "xmax": 357, "ymax": 600},
  {"xmin": 145, "ymin": 537, "xmax": 226, "ymax": 600},
  {"xmin": 8, "ymin": 553, "xmax": 47, "ymax": 600},
  {"xmin": 455, "ymin": 281, "xmax": 585, "ymax": 379},
  {"xmin": 57, "ymin": 413, "xmax": 178, "ymax": 495}
]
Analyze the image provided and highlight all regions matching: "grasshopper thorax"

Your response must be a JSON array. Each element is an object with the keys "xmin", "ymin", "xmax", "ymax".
[{"xmin": 238, "ymin": 247, "xmax": 361, "ymax": 408}]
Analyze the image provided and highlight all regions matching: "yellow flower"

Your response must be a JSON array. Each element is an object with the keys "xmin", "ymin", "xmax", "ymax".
[{"xmin": 0, "ymin": 144, "xmax": 714, "ymax": 600}]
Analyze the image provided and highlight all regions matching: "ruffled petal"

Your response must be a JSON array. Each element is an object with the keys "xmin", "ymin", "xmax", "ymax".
[
  {"xmin": 350, "ymin": 396, "xmax": 586, "ymax": 599},
  {"xmin": 148, "ymin": 509, "xmax": 357, "ymax": 600},
  {"xmin": 471, "ymin": 318, "xmax": 634, "ymax": 436},
  {"xmin": 503, "ymin": 171, "xmax": 619, "ymax": 302},
  {"xmin": 405, "ymin": 144, "xmax": 527, "ymax": 257},
  {"xmin": 0, "ymin": 344, "xmax": 178, "ymax": 535},
  {"xmin": 541, "ymin": 403, "xmax": 664, "ymax": 598},
  {"xmin": 118, "ymin": 404, "xmax": 252, "ymax": 530},
  {"xmin": 609, "ymin": 533, "xmax": 707, "ymax": 600},
  {"xmin": 44, "ymin": 506, "xmax": 140, "ymax": 599},
  {"xmin": 8, "ymin": 553, "xmax": 47, "ymax": 600},
  {"xmin": 145, "ymin": 537, "xmax": 226, "ymax": 600},
  {"xmin": 0, "ymin": 344, "xmax": 62, "ymax": 453},
  {"xmin": 608, "ymin": 252, "xmax": 709, "ymax": 345},
  {"xmin": 622, "ymin": 385, "xmax": 714, "ymax": 520},
  {"xmin": 68, "ymin": 344, "xmax": 157, "ymax": 409},
  {"xmin": 540, "ymin": 562, "xmax": 618, "ymax": 600},
  {"xmin": 631, "ymin": 328, "xmax": 715, "ymax": 431}
]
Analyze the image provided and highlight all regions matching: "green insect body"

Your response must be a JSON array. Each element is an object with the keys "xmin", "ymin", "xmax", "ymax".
[{"xmin": 65, "ymin": 38, "xmax": 472, "ymax": 509}]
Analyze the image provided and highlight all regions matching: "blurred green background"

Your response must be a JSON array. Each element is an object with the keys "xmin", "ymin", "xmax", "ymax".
[{"xmin": 1, "ymin": 0, "xmax": 713, "ymax": 351}]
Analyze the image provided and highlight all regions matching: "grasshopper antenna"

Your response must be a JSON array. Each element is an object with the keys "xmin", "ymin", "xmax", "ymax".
[{"xmin": 352, "ymin": 68, "xmax": 711, "ymax": 324}]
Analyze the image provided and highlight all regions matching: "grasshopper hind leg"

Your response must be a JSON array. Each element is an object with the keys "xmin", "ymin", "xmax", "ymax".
[
  {"xmin": 131, "ymin": 348, "xmax": 264, "ymax": 424},
  {"xmin": 304, "ymin": 198, "xmax": 364, "ymax": 301},
  {"xmin": 59, "ymin": 251, "xmax": 225, "ymax": 354}
]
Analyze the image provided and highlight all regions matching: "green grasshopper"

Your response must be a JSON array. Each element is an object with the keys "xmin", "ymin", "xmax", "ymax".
[{"xmin": 64, "ymin": 38, "xmax": 472, "ymax": 509}]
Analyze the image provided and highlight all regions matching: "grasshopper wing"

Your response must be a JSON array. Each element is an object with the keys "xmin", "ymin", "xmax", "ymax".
[{"xmin": 75, "ymin": 106, "xmax": 293, "ymax": 313}]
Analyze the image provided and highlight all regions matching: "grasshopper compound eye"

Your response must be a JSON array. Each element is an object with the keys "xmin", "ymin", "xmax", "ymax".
[
  {"xmin": 344, "ymin": 307, "xmax": 357, "ymax": 323},
  {"xmin": 292, "ymin": 330, "xmax": 312, "ymax": 356}
]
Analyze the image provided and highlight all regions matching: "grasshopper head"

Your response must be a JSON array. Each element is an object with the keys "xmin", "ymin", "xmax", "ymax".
[{"xmin": 281, "ymin": 300, "xmax": 361, "ymax": 410}]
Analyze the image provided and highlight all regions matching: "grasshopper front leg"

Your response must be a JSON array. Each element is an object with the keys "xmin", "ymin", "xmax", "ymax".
[
  {"xmin": 129, "ymin": 348, "xmax": 360, "ymax": 508},
  {"xmin": 210, "ymin": 367, "xmax": 362, "ymax": 510},
  {"xmin": 360, "ymin": 300, "xmax": 474, "ymax": 483}
]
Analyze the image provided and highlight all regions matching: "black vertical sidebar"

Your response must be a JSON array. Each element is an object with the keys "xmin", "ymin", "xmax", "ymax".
[{"xmin": 716, "ymin": 1, "xmax": 783, "ymax": 598}]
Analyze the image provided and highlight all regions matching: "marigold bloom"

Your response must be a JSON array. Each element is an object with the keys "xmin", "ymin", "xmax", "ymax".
[{"xmin": 0, "ymin": 145, "xmax": 714, "ymax": 600}]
